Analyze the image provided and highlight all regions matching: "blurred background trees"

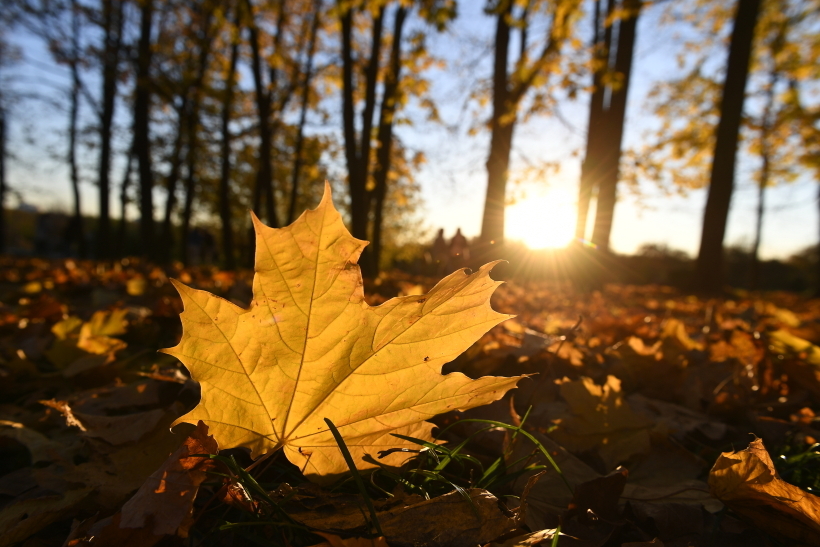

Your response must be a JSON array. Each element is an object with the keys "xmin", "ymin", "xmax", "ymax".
[{"xmin": 2, "ymin": 0, "xmax": 820, "ymax": 293}]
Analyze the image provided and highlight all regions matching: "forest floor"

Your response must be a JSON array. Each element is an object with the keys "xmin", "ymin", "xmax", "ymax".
[{"xmin": 2, "ymin": 256, "xmax": 820, "ymax": 546}]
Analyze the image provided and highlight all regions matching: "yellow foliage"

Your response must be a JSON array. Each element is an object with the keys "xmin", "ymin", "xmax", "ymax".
[{"xmin": 164, "ymin": 183, "xmax": 523, "ymax": 480}]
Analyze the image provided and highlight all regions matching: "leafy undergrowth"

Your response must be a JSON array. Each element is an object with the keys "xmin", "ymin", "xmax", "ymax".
[{"xmin": 5, "ymin": 240, "xmax": 820, "ymax": 545}]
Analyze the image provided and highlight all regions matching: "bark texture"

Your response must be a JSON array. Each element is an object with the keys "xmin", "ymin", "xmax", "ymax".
[{"xmin": 695, "ymin": 0, "xmax": 763, "ymax": 293}]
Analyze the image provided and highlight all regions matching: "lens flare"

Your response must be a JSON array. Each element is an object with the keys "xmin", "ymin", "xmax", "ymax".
[{"xmin": 505, "ymin": 188, "xmax": 576, "ymax": 250}]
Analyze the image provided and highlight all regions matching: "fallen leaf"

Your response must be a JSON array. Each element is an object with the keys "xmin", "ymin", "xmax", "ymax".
[
  {"xmin": 278, "ymin": 484, "xmax": 517, "ymax": 547},
  {"xmin": 313, "ymin": 533, "xmax": 390, "ymax": 547},
  {"xmin": 709, "ymin": 437, "xmax": 820, "ymax": 545},
  {"xmin": 550, "ymin": 375, "xmax": 652, "ymax": 470},
  {"xmin": 0, "ymin": 488, "xmax": 91, "ymax": 547},
  {"xmin": 490, "ymin": 528, "xmax": 557, "ymax": 546},
  {"xmin": 77, "ymin": 310, "xmax": 128, "ymax": 355},
  {"xmin": 163, "ymin": 183, "xmax": 523, "ymax": 479},
  {"xmin": 567, "ymin": 467, "xmax": 628, "ymax": 526},
  {"xmin": 0, "ymin": 420, "xmax": 69, "ymax": 464},
  {"xmin": 118, "ymin": 420, "xmax": 218, "ymax": 537},
  {"xmin": 41, "ymin": 400, "xmax": 166, "ymax": 445}
]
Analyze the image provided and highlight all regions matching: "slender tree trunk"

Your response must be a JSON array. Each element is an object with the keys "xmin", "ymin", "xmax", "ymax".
[
  {"xmin": 160, "ymin": 99, "xmax": 186, "ymax": 260},
  {"xmin": 750, "ymin": 71, "xmax": 777, "ymax": 290},
  {"xmin": 339, "ymin": 1, "xmax": 384, "ymax": 244},
  {"xmin": 576, "ymin": 0, "xmax": 613, "ymax": 242},
  {"xmin": 371, "ymin": 6, "xmax": 407, "ymax": 275},
  {"xmin": 246, "ymin": 0, "xmax": 283, "ymax": 228},
  {"xmin": 134, "ymin": 0, "xmax": 155, "ymax": 258},
  {"xmin": 339, "ymin": 4, "xmax": 362, "ymax": 234},
  {"xmin": 68, "ymin": 0, "xmax": 86, "ymax": 258},
  {"xmin": 0, "ymin": 106, "xmax": 5, "ymax": 255},
  {"xmin": 695, "ymin": 0, "xmax": 762, "ymax": 293},
  {"xmin": 288, "ymin": 0, "xmax": 321, "ymax": 225},
  {"xmin": 178, "ymin": 24, "xmax": 215, "ymax": 265},
  {"xmin": 179, "ymin": 105, "xmax": 199, "ymax": 264},
  {"xmin": 816, "ymin": 182, "xmax": 820, "ymax": 297},
  {"xmin": 479, "ymin": 0, "xmax": 513, "ymax": 248},
  {"xmin": 219, "ymin": 13, "xmax": 240, "ymax": 271},
  {"xmin": 97, "ymin": 0, "xmax": 123, "ymax": 259},
  {"xmin": 590, "ymin": 0, "xmax": 642, "ymax": 252},
  {"xmin": 118, "ymin": 144, "xmax": 133, "ymax": 252},
  {"xmin": 750, "ymin": 164, "xmax": 767, "ymax": 289}
]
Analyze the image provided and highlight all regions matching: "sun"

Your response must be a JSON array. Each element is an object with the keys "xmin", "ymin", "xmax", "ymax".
[{"xmin": 505, "ymin": 188, "xmax": 576, "ymax": 249}]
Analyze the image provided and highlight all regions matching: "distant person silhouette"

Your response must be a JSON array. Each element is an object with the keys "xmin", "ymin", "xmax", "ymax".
[
  {"xmin": 431, "ymin": 228, "xmax": 448, "ymax": 275},
  {"xmin": 448, "ymin": 228, "xmax": 469, "ymax": 271}
]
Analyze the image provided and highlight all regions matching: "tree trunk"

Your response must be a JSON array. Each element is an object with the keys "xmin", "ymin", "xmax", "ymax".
[
  {"xmin": 816, "ymin": 182, "xmax": 820, "ymax": 297},
  {"xmin": 97, "ymin": 0, "xmax": 123, "ymax": 259},
  {"xmin": 164, "ymin": 8, "xmax": 214, "ymax": 263},
  {"xmin": 339, "ymin": 1, "xmax": 384, "ymax": 244},
  {"xmin": 287, "ymin": 0, "xmax": 321, "ymax": 225},
  {"xmin": 695, "ymin": 0, "xmax": 762, "ymax": 293},
  {"xmin": 246, "ymin": 0, "xmax": 283, "ymax": 229},
  {"xmin": 134, "ymin": 0, "xmax": 155, "ymax": 259},
  {"xmin": 590, "ymin": 0, "xmax": 642, "ymax": 252},
  {"xmin": 479, "ymin": 0, "xmax": 513, "ymax": 248},
  {"xmin": 179, "ymin": 103, "xmax": 199, "ymax": 264},
  {"xmin": 576, "ymin": 0, "xmax": 613, "ymax": 242},
  {"xmin": 219, "ymin": 12, "xmax": 240, "ymax": 271},
  {"xmin": 750, "ymin": 164, "xmax": 766, "ymax": 289},
  {"xmin": 160, "ymin": 99, "xmax": 186, "ymax": 261},
  {"xmin": 750, "ymin": 70, "xmax": 777, "ymax": 290},
  {"xmin": 0, "ymin": 106, "xmax": 5, "ymax": 255},
  {"xmin": 68, "ymin": 0, "xmax": 86, "ymax": 258},
  {"xmin": 371, "ymin": 6, "xmax": 407, "ymax": 275},
  {"xmin": 339, "ymin": 4, "xmax": 362, "ymax": 236},
  {"xmin": 117, "ymin": 143, "xmax": 133, "ymax": 252}
]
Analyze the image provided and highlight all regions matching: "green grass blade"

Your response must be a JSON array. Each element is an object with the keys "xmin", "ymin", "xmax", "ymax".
[
  {"xmin": 435, "ymin": 418, "xmax": 573, "ymax": 493},
  {"xmin": 325, "ymin": 418, "xmax": 384, "ymax": 537}
]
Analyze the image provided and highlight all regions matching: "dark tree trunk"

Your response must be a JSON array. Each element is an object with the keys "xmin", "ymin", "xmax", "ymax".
[
  {"xmin": 179, "ymin": 104, "xmax": 199, "ymax": 264},
  {"xmin": 97, "ymin": 0, "xmax": 123, "ymax": 259},
  {"xmin": 165, "ymin": 7, "xmax": 214, "ymax": 263},
  {"xmin": 576, "ymin": 0, "xmax": 613, "ymax": 242},
  {"xmin": 219, "ymin": 12, "xmax": 240, "ymax": 271},
  {"xmin": 117, "ymin": 143, "xmax": 133, "ymax": 252},
  {"xmin": 371, "ymin": 6, "xmax": 407, "ymax": 275},
  {"xmin": 246, "ymin": 0, "xmax": 284, "ymax": 228},
  {"xmin": 750, "ymin": 165, "xmax": 766, "ymax": 289},
  {"xmin": 479, "ymin": 0, "xmax": 513, "ymax": 249},
  {"xmin": 134, "ymin": 0, "xmax": 155, "ymax": 258},
  {"xmin": 68, "ymin": 0, "xmax": 86, "ymax": 258},
  {"xmin": 160, "ymin": 99, "xmax": 187, "ymax": 260},
  {"xmin": 750, "ymin": 71, "xmax": 777, "ymax": 290},
  {"xmin": 0, "ymin": 106, "xmax": 5, "ymax": 255},
  {"xmin": 695, "ymin": 0, "xmax": 762, "ymax": 293},
  {"xmin": 339, "ymin": 4, "xmax": 360, "ymax": 232},
  {"xmin": 590, "ymin": 0, "xmax": 642, "ymax": 252},
  {"xmin": 816, "ymin": 182, "xmax": 820, "ymax": 297},
  {"xmin": 287, "ymin": 0, "xmax": 321, "ymax": 225},
  {"xmin": 339, "ymin": 1, "xmax": 384, "ymax": 244}
]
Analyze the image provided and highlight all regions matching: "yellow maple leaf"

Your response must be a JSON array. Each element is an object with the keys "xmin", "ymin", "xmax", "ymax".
[{"xmin": 162, "ymin": 183, "xmax": 523, "ymax": 480}]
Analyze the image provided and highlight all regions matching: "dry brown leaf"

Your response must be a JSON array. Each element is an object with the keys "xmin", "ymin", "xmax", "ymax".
[
  {"xmin": 117, "ymin": 420, "xmax": 218, "ymax": 537},
  {"xmin": 278, "ymin": 484, "xmax": 517, "ymax": 547},
  {"xmin": 708, "ymin": 437, "xmax": 820, "ymax": 545},
  {"xmin": 550, "ymin": 375, "xmax": 652, "ymax": 470},
  {"xmin": 41, "ymin": 399, "xmax": 166, "ymax": 445},
  {"xmin": 313, "ymin": 533, "xmax": 390, "ymax": 547}
]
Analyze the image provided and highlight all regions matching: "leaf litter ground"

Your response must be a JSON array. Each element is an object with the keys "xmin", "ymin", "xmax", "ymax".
[{"xmin": 4, "ymin": 217, "xmax": 820, "ymax": 545}]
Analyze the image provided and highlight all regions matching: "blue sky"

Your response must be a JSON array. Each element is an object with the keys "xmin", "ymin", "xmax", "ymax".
[{"xmin": 3, "ymin": 0, "xmax": 818, "ymax": 259}]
